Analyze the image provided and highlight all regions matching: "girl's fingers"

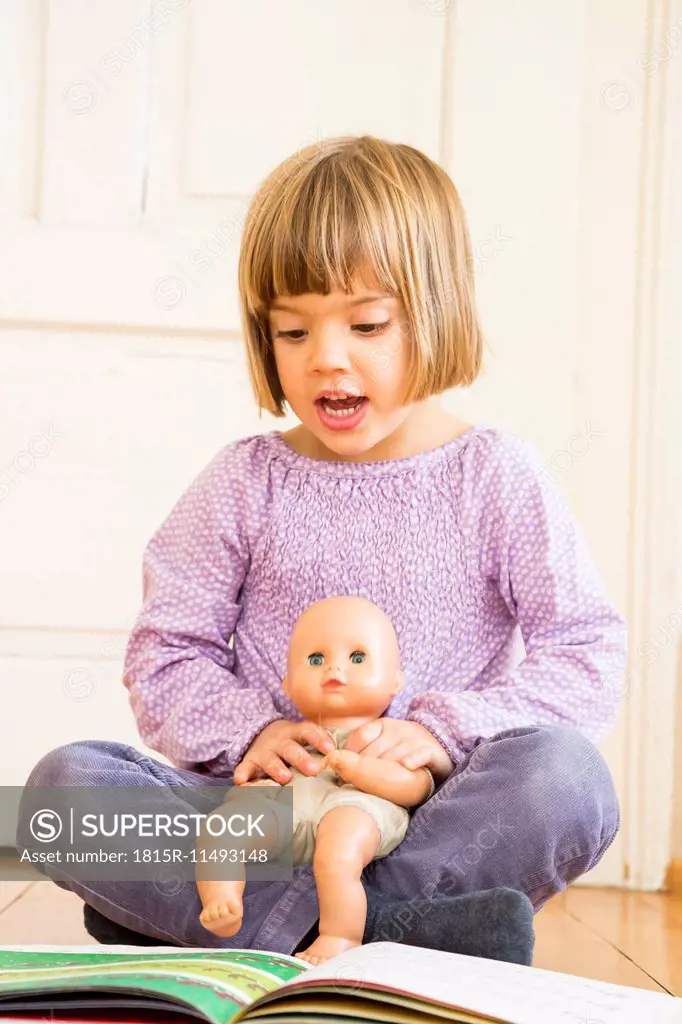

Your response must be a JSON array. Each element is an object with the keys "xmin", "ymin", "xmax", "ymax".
[
  {"xmin": 263, "ymin": 754, "xmax": 292, "ymax": 783},
  {"xmin": 233, "ymin": 758, "xmax": 258, "ymax": 784},
  {"xmin": 343, "ymin": 720, "xmax": 382, "ymax": 754},
  {"xmin": 298, "ymin": 722, "xmax": 335, "ymax": 755},
  {"xmin": 378, "ymin": 741, "xmax": 414, "ymax": 764},
  {"xmin": 279, "ymin": 738, "xmax": 318, "ymax": 776},
  {"xmin": 355, "ymin": 735, "xmax": 395, "ymax": 760},
  {"xmin": 400, "ymin": 745, "xmax": 434, "ymax": 770}
]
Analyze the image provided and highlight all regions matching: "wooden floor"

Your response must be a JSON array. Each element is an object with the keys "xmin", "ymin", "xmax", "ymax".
[{"xmin": 0, "ymin": 882, "xmax": 680, "ymax": 994}]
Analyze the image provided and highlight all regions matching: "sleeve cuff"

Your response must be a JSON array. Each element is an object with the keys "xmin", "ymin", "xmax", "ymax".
[
  {"xmin": 408, "ymin": 710, "xmax": 467, "ymax": 766},
  {"xmin": 209, "ymin": 713, "xmax": 284, "ymax": 776}
]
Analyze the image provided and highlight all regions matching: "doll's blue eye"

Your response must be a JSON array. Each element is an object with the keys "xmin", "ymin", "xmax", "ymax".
[
  {"xmin": 308, "ymin": 653, "xmax": 324, "ymax": 666},
  {"xmin": 350, "ymin": 651, "xmax": 366, "ymax": 664}
]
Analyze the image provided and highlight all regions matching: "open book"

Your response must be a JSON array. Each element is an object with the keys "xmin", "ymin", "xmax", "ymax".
[{"xmin": 0, "ymin": 943, "xmax": 679, "ymax": 1024}]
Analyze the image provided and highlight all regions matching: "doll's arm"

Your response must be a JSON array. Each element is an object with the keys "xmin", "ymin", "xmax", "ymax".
[{"xmin": 320, "ymin": 750, "xmax": 433, "ymax": 808}]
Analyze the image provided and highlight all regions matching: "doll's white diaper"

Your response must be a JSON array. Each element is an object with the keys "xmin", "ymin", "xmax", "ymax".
[
  {"xmin": 286, "ymin": 770, "xmax": 411, "ymax": 864},
  {"xmin": 221, "ymin": 772, "xmax": 410, "ymax": 865}
]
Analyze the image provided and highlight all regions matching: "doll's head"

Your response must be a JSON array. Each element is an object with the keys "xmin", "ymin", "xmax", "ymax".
[
  {"xmin": 282, "ymin": 596, "xmax": 404, "ymax": 726},
  {"xmin": 237, "ymin": 135, "xmax": 484, "ymax": 461}
]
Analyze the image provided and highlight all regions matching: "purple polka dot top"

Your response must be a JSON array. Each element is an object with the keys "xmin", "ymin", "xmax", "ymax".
[{"xmin": 123, "ymin": 425, "xmax": 627, "ymax": 774}]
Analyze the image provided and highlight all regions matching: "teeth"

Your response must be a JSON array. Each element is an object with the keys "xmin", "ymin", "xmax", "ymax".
[{"xmin": 322, "ymin": 398, "xmax": 363, "ymax": 417}]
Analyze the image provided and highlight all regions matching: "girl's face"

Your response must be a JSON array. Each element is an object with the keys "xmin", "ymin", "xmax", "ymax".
[{"xmin": 269, "ymin": 270, "xmax": 421, "ymax": 461}]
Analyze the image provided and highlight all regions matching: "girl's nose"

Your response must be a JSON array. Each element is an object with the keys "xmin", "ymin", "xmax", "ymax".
[{"xmin": 307, "ymin": 330, "xmax": 352, "ymax": 374}]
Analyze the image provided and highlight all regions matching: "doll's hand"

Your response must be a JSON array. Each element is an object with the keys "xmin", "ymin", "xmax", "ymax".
[
  {"xmin": 319, "ymin": 749, "xmax": 361, "ymax": 780},
  {"xmin": 343, "ymin": 719, "xmax": 454, "ymax": 782}
]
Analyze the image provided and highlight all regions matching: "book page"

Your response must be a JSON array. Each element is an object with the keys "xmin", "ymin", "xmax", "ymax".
[
  {"xmin": 269, "ymin": 942, "xmax": 682, "ymax": 1024},
  {"xmin": 0, "ymin": 946, "xmax": 310, "ymax": 1024},
  {"xmin": 247, "ymin": 991, "xmax": 485, "ymax": 1023},
  {"xmin": 0, "ymin": 945, "xmax": 308, "ymax": 956}
]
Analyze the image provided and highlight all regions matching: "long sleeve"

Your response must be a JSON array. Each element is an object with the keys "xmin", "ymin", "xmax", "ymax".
[
  {"xmin": 407, "ymin": 434, "xmax": 628, "ymax": 765},
  {"xmin": 123, "ymin": 443, "xmax": 284, "ymax": 774}
]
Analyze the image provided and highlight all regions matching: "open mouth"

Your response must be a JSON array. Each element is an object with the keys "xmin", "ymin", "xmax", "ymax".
[
  {"xmin": 315, "ymin": 395, "xmax": 369, "ymax": 430},
  {"xmin": 317, "ymin": 395, "xmax": 367, "ymax": 418}
]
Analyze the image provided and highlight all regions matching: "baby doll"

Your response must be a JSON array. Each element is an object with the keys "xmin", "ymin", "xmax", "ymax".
[{"xmin": 196, "ymin": 595, "xmax": 435, "ymax": 965}]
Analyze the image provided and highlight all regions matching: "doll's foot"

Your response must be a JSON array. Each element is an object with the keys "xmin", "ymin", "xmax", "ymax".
[
  {"xmin": 295, "ymin": 934, "xmax": 360, "ymax": 966},
  {"xmin": 199, "ymin": 897, "xmax": 244, "ymax": 938}
]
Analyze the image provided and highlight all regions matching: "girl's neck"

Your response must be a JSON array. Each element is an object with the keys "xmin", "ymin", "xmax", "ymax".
[{"xmin": 283, "ymin": 399, "xmax": 473, "ymax": 464}]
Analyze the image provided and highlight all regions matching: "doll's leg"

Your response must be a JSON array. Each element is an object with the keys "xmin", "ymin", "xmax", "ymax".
[
  {"xmin": 295, "ymin": 805, "xmax": 382, "ymax": 966},
  {"xmin": 197, "ymin": 788, "xmax": 283, "ymax": 939}
]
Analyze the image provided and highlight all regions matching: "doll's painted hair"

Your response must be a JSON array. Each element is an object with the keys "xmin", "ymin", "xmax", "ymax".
[{"xmin": 238, "ymin": 134, "xmax": 484, "ymax": 417}]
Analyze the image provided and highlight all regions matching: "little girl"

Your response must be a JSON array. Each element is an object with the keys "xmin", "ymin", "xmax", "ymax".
[{"xmin": 23, "ymin": 135, "xmax": 626, "ymax": 965}]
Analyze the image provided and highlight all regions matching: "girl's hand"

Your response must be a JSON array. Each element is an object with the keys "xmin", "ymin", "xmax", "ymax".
[
  {"xmin": 237, "ymin": 779, "xmax": 282, "ymax": 787},
  {"xmin": 342, "ymin": 718, "xmax": 454, "ymax": 781},
  {"xmin": 233, "ymin": 719, "xmax": 335, "ymax": 785}
]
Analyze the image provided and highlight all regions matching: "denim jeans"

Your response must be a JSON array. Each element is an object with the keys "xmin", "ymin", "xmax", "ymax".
[{"xmin": 18, "ymin": 726, "xmax": 620, "ymax": 954}]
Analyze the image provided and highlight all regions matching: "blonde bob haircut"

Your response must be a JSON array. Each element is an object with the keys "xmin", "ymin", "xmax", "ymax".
[{"xmin": 238, "ymin": 135, "xmax": 484, "ymax": 418}]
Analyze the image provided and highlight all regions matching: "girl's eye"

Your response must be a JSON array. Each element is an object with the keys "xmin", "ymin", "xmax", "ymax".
[
  {"xmin": 273, "ymin": 322, "xmax": 392, "ymax": 341},
  {"xmin": 308, "ymin": 653, "xmax": 324, "ymax": 666},
  {"xmin": 353, "ymin": 321, "xmax": 392, "ymax": 335},
  {"xmin": 350, "ymin": 651, "xmax": 366, "ymax": 664},
  {"xmin": 274, "ymin": 330, "xmax": 306, "ymax": 341}
]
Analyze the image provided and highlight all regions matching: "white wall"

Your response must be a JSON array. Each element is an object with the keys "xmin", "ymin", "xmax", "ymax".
[{"xmin": 1, "ymin": 0, "xmax": 681, "ymax": 888}]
